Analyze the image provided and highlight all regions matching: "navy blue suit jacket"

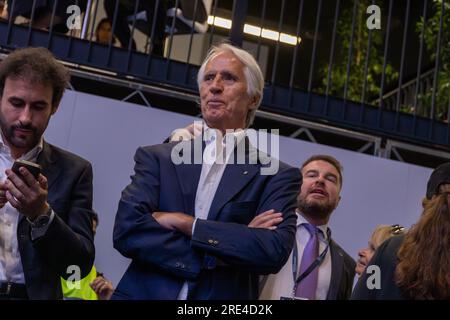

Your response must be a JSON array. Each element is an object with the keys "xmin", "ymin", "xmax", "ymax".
[{"xmin": 113, "ymin": 138, "xmax": 301, "ymax": 299}]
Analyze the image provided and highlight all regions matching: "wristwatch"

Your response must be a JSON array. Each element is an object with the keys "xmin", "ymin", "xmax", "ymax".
[{"xmin": 27, "ymin": 206, "xmax": 52, "ymax": 228}]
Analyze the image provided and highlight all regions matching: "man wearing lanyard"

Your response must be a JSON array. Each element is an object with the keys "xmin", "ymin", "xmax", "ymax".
[{"xmin": 259, "ymin": 155, "xmax": 355, "ymax": 300}]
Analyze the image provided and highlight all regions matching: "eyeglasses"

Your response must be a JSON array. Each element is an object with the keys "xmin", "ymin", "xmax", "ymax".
[{"xmin": 390, "ymin": 224, "xmax": 405, "ymax": 235}]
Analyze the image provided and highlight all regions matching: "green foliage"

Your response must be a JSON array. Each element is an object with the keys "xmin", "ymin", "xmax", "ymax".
[{"xmin": 317, "ymin": 0, "xmax": 398, "ymax": 102}]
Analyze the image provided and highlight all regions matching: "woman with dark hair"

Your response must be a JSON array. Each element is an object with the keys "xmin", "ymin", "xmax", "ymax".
[{"xmin": 352, "ymin": 162, "xmax": 450, "ymax": 299}]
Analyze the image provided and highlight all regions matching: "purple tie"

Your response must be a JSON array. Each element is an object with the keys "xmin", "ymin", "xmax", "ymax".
[{"xmin": 295, "ymin": 223, "xmax": 320, "ymax": 299}]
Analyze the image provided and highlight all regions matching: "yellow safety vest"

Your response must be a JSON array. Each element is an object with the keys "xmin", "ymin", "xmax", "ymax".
[{"xmin": 61, "ymin": 266, "xmax": 98, "ymax": 300}]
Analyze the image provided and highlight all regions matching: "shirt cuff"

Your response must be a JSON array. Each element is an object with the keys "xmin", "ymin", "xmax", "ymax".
[{"xmin": 31, "ymin": 209, "xmax": 55, "ymax": 240}]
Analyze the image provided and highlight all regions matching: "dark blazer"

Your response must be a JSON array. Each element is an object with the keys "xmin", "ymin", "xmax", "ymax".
[
  {"xmin": 17, "ymin": 142, "xmax": 95, "ymax": 300},
  {"xmin": 351, "ymin": 235, "xmax": 406, "ymax": 300},
  {"xmin": 326, "ymin": 240, "xmax": 356, "ymax": 300},
  {"xmin": 112, "ymin": 138, "xmax": 301, "ymax": 300}
]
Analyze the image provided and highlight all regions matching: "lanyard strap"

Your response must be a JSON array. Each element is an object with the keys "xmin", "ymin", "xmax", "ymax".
[{"xmin": 292, "ymin": 228, "xmax": 331, "ymax": 295}]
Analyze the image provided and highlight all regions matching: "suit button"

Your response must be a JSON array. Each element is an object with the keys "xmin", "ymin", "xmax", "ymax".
[
  {"xmin": 175, "ymin": 262, "xmax": 181, "ymax": 268},
  {"xmin": 208, "ymin": 239, "xmax": 214, "ymax": 244},
  {"xmin": 213, "ymin": 240, "xmax": 219, "ymax": 245},
  {"xmin": 180, "ymin": 264, "xmax": 185, "ymax": 269}
]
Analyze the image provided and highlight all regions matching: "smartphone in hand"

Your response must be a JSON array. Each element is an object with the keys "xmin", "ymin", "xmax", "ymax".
[{"xmin": 11, "ymin": 160, "xmax": 41, "ymax": 180}]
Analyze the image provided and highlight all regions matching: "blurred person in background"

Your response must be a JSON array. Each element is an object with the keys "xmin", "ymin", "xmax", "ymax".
[
  {"xmin": 352, "ymin": 162, "xmax": 450, "ymax": 299},
  {"xmin": 94, "ymin": 18, "xmax": 118, "ymax": 46},
  {"xmin": 0, "ymin": 47, "xmax": 94, "ymax": 300},
  {"xmin": 3, "ymin": 0, "xmax": 87, "ymax": 33},
  {"xmin": 355, "ymin": 224, "xmax": 406, "ymax": 276},
  {"xmin": 62, "ymin": 213, "xmax": 114, "ymax": 300},
  {"xmin": 0, "ymin": 1, "xmax": 6, "ymax": 20},
  {"xmin": 112, "ymin": 43, "xmax": 300, "ymax": 300}
]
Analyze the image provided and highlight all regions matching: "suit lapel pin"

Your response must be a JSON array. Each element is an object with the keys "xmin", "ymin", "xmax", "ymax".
[{"xmin": 243, "ymin": 171, "xmax": 248, "ymax": 175}]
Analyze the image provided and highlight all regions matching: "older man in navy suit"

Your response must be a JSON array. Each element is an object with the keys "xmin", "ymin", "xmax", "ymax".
[{"xmin": 112, "ymin": 43, "xmax": 301, "ymax": 300}]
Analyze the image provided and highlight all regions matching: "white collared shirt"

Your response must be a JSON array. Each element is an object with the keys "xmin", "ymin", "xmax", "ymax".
[
  {"xmin": 259, "ymin": 212, "xmax": 332, "ymax": 300},
  {"xmin": 194, "ymin": 125, "xmax": 246, "ymax": 222},
  {"xmin": 0, "ymin": 135, "xmax": 45, "ymax": 284},
  {"xmin": 177, "ymin": 123, "xmax": 246, "ymax": 299}
]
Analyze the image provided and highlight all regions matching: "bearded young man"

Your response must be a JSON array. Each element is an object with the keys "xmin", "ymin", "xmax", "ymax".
[
  {"xmin": 259, "ymin": 155, "xmax": 355, "ymax": 300},
  {"xmin": 0, "ymin": 47, "xmax": 95, "ymax": 299}
]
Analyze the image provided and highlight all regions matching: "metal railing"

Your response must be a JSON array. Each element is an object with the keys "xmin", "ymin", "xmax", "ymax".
[
  {"xmin": 372, "ymin": 69, "xmax": 435, "ymax": 114},
  {"xmin": 0, "ymin": 0, "xmax": 449, "ymax": 148}
]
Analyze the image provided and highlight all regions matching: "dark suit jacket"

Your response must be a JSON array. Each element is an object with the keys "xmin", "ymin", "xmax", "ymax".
[
  {"xmin": 112, "ymin": 138, "xmax": 301, "ymax": 300},
  {"xmin": 351, "ymin": 235, "xmax": 406, "ymax": 300},
  {"xmin": 326, "ymin": 240, "xmax": 356, "ymax": 300},
  {"xmin": 16, "ymin": 142, "xmax": 95, "ymax": 300}
]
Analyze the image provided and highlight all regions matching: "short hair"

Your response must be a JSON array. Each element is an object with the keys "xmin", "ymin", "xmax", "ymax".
[
  {"xmin": 197, "ymin": 42, "xmax": 264, "ymax": 128},
  {"xmin": 0, "ymin": 47, "xmax": 70, "ymax": 108},
  {"xmin": 300, "ymin": 154, "xmax": 344, "ymax": 187}
]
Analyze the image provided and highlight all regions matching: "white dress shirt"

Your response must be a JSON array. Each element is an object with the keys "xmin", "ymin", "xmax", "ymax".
[
  {"xmin": 0, "ymin": 135, "xmax": 54, "ymax": 284},
  {"xmin": 177, "ymin": 124, "xmax": 246, "ymax": 299},
  {"xmin": 259, "ymin": 212, "xmax": 332, "ymax": 300}
]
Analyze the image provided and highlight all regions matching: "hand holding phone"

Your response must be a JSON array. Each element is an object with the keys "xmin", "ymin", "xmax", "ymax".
[{"xmin": 11, "ymin": 159, "xmax": 42, "ymax": 180}]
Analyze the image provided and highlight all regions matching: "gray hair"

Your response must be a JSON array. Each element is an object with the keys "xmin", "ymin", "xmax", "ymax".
[{"xmin": 197, "ymin": 43, "xmax": 264, "ymax": 127}]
